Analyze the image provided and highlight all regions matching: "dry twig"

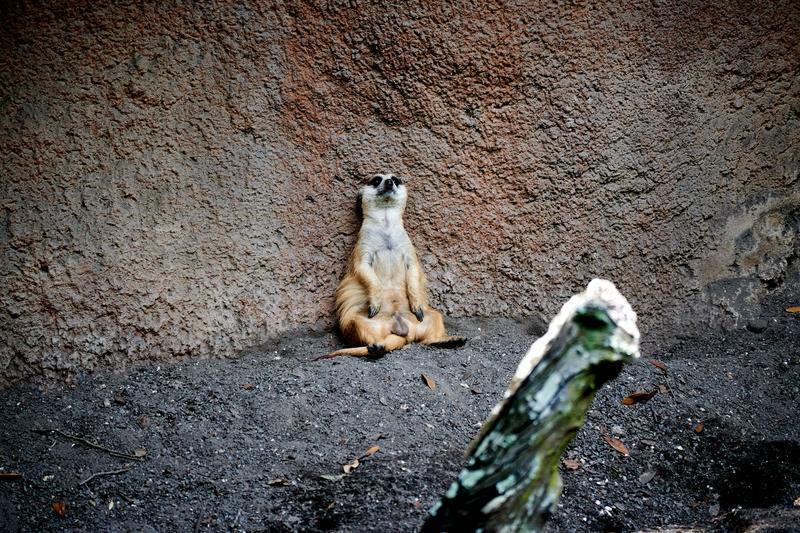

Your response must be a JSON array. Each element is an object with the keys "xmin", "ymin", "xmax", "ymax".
[
  {"xmin": 33, "ymin": 429, "xmax": 143, "ymax": 461},
  {"xmin": 79, "ymin": 467, "xmax": 131, "ymax": 485}
]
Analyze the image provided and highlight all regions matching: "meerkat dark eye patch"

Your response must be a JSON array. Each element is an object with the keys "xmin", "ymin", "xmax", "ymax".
[
  {"xmin": 369, "ymin": 176, "xmax": 382, "ymax": 187},
  {"xmin": 392, "ymin": 176, "xmax": 402, "ymax": 186}
]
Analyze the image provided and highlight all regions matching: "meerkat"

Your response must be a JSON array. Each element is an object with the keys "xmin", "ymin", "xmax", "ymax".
[{"xmin": 320, "ymin": 173, "xmax": 466, "ymax": 359}]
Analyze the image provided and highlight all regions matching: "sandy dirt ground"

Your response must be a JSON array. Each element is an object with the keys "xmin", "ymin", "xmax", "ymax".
[{"xmin": 1, "ymin": 309, "xmax": 799, "ymax": 532}]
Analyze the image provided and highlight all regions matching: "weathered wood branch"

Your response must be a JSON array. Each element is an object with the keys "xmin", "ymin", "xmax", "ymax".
[{"xmin": 422, "ymin": 279, "xmax": 640, "ymax": 533}]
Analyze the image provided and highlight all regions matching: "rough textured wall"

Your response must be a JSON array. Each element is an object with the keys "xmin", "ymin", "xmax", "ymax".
[{"xmin": 1, "ymin": 1, "xmax": 798, "ymax": 384}]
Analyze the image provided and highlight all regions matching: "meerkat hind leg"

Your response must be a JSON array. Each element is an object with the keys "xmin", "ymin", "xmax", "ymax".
[
  {"xmin": 317, "ymin": 333, "xmax": 409, "ymax": 360},
  {"xmin": 417, "ymin": 308, "xmax": 467, "ymax": 349},
  {"xmin": 423, "ymin": 336, "xmax": 467, "ymax": 349},
  {"xmin": 367, "ymin": 334, "xmax": 409, "ymax": 358}
]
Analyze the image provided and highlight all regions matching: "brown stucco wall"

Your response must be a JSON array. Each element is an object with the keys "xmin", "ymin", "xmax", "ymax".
[{"xmin": 1, "ymin": 1, "xmax": 798, "ymax": 384}]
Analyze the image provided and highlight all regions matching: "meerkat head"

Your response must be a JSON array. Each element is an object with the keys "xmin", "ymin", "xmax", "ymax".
[{"xmin": 359, "ymin": 173, "xmax": 407, "ymax": 214}]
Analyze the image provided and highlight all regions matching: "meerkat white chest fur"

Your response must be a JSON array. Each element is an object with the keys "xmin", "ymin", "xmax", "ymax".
[{"xmin": 359, "ymin": 206, "xmax": 413, "ymax": 289}]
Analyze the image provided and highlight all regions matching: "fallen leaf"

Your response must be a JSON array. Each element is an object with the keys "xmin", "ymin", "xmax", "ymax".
[
  {"xmin": 320, "ymin": 473, "xmax": 344, "ymax": 482},
  {"xmin": 658, "ymin": 384, "xmax": 669, "ymax": 394},
  {"xmin": 421, "ymin": 373, "xmax": 437, "ymax": 391},
  {"xmin": 0, "ymin": 472, "xmax": 22, "ymax": 481},
  {"xmin": 267, "ymin": 478, "xmax": 291, "ymax": 486},
  {"xmin": 621, "ymin": 390, "xmax": 658, "ymax": 405},
  {"xmin": 241, "ymin": 383, "xmax": 255, "ymax": 390},
  {"xmin": 361, "ymin": 445, "xmax": 380, "ymax": 459},
  {"xmin": 786, "ymin": 306, "xmax": 800, "ymax": 313},
  {"xmin": 342, "ymin": 458, "xmax": 360, "ymax": 474},
  {"xmin": 52, "ymin": 501, "xmax": 66, "ymax": 517},
  {"xmin": 649, "ymin": 359, "xmax": 668, "ymax": 372},
  {"xmin": 133, "ymin": 448, "xmax": 147, "ymax": 458},
  {"xmin": 562, "ymin": 459, "xmax": 581, "ymax": 470},
  {"xmin": 640, "ymin": 439, "xmax": 657, "ymax": 447},
  {"xmin": 603, "ymin": 435, "xmax": 630, "ymax": 456},
  {"xmin": 470, "ymin": 388, "xmax": 482, "ymax": 395},
  {"xmin": 639, "ymin": 470, "xmax": 656, "ymax": 484},
  {"xmin": 694, "ymin": 422, "xmax": 704, "ymax": 434}
]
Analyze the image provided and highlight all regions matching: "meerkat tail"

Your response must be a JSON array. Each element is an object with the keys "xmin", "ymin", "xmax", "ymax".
[{"xmin": 315, "ymin": 346, "xmax": 372, "ymax": 360}]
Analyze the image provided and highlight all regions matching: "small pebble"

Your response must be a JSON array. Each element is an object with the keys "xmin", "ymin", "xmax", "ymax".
[{"xmin": 746, "ymin": 319, "xmax": 768, "ymax": 333}]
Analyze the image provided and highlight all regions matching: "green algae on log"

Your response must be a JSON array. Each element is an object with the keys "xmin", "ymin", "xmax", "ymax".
[{"xmin": 422, "ymin": 279, "xmax": 640, "ymax": 533}]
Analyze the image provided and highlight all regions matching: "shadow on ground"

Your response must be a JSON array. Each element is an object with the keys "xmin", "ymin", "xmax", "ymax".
[{"xmin": 1, "ymin": 311, "xmax": 799, "ymax": 532}]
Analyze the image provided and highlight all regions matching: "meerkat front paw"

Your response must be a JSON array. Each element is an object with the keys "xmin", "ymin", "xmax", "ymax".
[{"xmin": 411, "ymin": 306, "xmax": 425, "ymax": 322}]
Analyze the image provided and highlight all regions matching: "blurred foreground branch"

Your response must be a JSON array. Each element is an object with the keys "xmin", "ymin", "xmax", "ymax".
[{"xmin": 422, "ymin": 279, "xmax": 640, "ymax": 533}]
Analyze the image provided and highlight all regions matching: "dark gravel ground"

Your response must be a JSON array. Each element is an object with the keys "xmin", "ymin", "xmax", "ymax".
[{"xmin": 1, "ymin": 309, "xmax": 799, "ymax": 532}]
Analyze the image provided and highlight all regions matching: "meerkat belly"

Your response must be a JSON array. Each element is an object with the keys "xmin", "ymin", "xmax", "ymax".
[
  {"xmin": 372, "ymin": 249, "xmax": 407, "ymax": 289},
  {"xmin": 371, "ymin": 241, "xmax": 410, "ymax": 311}
]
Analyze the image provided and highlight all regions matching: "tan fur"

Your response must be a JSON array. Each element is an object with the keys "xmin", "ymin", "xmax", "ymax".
[{"xmin": 321, "ymin": 174, "xmax": 465, "ymax": 359}]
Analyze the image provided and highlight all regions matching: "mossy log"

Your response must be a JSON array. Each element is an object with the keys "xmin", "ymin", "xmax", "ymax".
[{"xmin": 422, "ymin": 279, "xmax": 640, "ymax": 533}]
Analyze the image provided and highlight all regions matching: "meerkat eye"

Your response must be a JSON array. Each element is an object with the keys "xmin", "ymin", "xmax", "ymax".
[
  {"xmin": 369, "ymin": 176, "xmax": 382, "ymax": 187},
  {"xmin": 392, "ymin": 176, "xmax": 402, "ymax": 186}
]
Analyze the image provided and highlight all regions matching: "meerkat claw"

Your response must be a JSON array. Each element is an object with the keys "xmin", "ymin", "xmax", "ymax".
[
  {"xmin": 412, "ymin": 307, "xmax": 424, "ymax": 321},
  {"xmin": 368, "ymin": 304, "xmax": 380, "ymax": 318}
]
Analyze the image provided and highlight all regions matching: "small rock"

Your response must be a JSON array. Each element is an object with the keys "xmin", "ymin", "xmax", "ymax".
[
  {"xmin": 526, "ymin": 316, "xmax": 548, "ymax": 337},
  {"xmin": 709, "ymin": 502, "xmax": 720, "ymax": 516},
  {"xmin": 746, "ymin": 318, "xmax": 767, "ymax": 333},
  {"xmin": 639, "ymin": 470, "xmax": 656, "ymax": 484},
  {"xmin": 103, "ymin": 398, "xmax": 111, "ymax": 408}
]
